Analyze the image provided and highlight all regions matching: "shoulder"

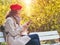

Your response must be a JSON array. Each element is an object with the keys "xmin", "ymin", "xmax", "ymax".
[
  {"xmin": 6, "ymin": 17, "xmax": 13, "ymax": 21},
  {"xmin": 6, "ymin": 17, "xmax": 14, "ymax": 23}
]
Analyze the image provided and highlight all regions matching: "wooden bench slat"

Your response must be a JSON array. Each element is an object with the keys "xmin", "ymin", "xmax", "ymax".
[
  {"xmin": 30, "ymin": 31, "xmax": 59, "ymax": 36},
  {"xmin": 0, "ymin": 32, "xmax": 5, "ymax": 42},
  {"xmin": 0, "ymin": 38, "xmax": 5, "ymax": 42},
  {"xmin": 0, "ymin": 32, "xmax": 4, "ymax": 36},
  {"xmin": 30, "ymin": 31, "xmax": 60, "ymax": 41},
  {"xmin": 39, "ymin": 35, "xmax": 59, "ymax": 41}
]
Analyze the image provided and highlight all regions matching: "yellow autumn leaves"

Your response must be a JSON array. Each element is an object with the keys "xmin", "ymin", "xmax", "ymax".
[
  {"xmin": 0, "ymin": 0, "xmax": 60, "ymax": 33},
  {"xmin": 0, "ymin": 14, "xmax": 5, "ymax": 26}
]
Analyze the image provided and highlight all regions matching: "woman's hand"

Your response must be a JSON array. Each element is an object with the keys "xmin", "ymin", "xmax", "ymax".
[
  {"xmin": 22, "ymin": 20, "xmax": 32, "ymax": 29},
  {"xmin": 20, "ymin": 29, "xmax": 29, "ymax": 35},
  {"xmin": 27, "ymin": 20, "xmax": 32, "ymax": 26},
  {"xmin": 20, "ymin": 20, "xmax": 32, "ymax": 35}
]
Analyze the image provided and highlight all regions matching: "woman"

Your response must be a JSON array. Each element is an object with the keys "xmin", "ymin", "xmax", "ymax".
[{"xmin": 5, "ymin": 4, "xmax": 40, "ymax": 45}]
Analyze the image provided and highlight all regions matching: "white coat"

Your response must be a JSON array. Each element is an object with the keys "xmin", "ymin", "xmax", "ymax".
[{"xmin": 4, "ymin": 17, "xmax": 31, "ymax": 45}]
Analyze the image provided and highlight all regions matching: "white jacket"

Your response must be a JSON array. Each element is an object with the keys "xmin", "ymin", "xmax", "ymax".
[{"xmin": 5, "ymin": 17, "xmax": 31, "ymax": 45}]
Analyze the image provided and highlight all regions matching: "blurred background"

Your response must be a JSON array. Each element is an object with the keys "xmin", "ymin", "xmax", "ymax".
[
  {"xmin": 0, "ymin": 0, "xmax": 60, "ymax": 45},
  {"xmin": 0, "ymin": 0, "xmax": 60, "ymax": 33}
]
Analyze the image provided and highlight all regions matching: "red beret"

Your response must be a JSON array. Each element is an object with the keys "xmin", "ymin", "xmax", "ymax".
[{"xmin": 10, "ymin": 4, "xmax": 22, "ymax": 11}]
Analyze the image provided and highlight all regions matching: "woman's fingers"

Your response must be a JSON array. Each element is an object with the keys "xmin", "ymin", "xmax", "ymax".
[{"xmin": 27, "ymin": 20, "xmax": 32, "ymax": 25}]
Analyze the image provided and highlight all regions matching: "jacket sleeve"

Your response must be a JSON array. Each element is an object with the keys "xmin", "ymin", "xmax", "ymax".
[{"xmin": 5, "ymin": 18, "xmax": 22, "ymax": 36}]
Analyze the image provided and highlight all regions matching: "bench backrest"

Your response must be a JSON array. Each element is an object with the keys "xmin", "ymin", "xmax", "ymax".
[
  {"xmin": 30, "ymin": 31, "xmax": 60, "ymax": 41},
  {"xmin": 0, "ymin": 31, "xmax": 59, "ymax": 42}
]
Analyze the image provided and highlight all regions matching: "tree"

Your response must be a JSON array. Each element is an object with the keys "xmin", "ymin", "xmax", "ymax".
[{"xmin": 0, "ymin": 0, "xmax": 60, "ymax": 33}]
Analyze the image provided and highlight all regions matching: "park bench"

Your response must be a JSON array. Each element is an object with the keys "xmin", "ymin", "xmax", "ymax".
[
  {"xmin": 30, "ymin": 31, "xmax": 60, "ymax": 45},
  {"xmin": 0, "ymin": 31, "xmax": 60, "ymax": 45}
]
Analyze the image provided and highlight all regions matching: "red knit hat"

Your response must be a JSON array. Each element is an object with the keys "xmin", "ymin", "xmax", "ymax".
[{"xmin": 10, "ymin": 4, "xmax": 22, "ymax": 11}]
